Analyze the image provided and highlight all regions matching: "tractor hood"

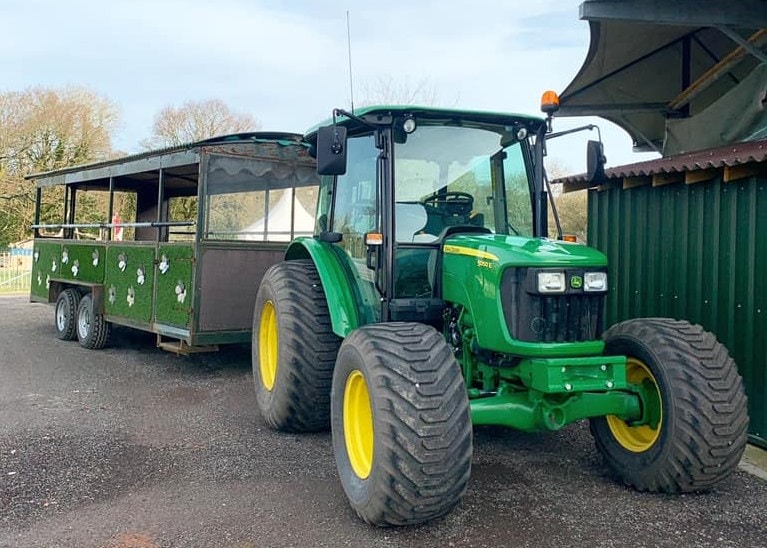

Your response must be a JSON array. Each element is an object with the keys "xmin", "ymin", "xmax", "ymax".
[
  {"xmin": 442, "ymin": 233, "xmax": 607, "ymax": 268},
  {"xmin": 440, "ymin": 233, "xmax": 608, "ymax": 356}
]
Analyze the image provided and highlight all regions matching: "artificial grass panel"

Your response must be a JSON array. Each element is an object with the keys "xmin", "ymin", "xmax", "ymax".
[
  {"xmin": 57, "ymin": 243, "xmax": 106, "ymax": 283},
  {"xmin": 104, "ymin": 244, "xmax": 156, "ymax": 323},
  {"xmin": 31, "ymin": 241, "xmax": 60, "ymax": 300},
  {"xmin": 154, "ymin": 244, "xmax": 194, "ymax": 328}
]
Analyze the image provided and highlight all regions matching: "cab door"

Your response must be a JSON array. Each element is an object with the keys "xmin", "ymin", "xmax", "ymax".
[{"xmin": 328, "ymin": 134, "xmax": 382, "ymax": 325}]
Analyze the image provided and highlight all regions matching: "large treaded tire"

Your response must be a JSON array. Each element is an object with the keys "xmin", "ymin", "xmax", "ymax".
[
  {"xmin": 331, "ymin": 322, "xmax": 473, "ymax": 526},
  {"xmin": 590, "ymin": 318, "xmax": 749, "ymax": 493},
  {"xmin": 252, "ymin": 260, "xmax": 341, "ymax": 432},
  {"xmin": 55, "ymin": 288, "xmax": 80, "ymax": 341},
  {"xmin": 76, "ymin": 293, "xmax": 111, "ymax": 350}
]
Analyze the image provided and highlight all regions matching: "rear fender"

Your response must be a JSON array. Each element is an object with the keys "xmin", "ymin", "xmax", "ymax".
[{"xmin": 285, "ymin": 237, "xmax": 359, "ymax": 338}]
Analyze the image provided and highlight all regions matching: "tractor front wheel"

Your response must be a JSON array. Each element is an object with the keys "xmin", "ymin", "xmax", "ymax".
[
  {"xmin": 331, "ymin": 322, "xmax": 473, "ymax": 526},
  {"xmin": 590, "ymin": 318, "xmax": 748, "ymax": 492}
]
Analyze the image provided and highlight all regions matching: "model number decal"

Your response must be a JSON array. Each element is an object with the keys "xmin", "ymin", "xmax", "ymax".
[{"xmin": 444, "ymin": 245, "xmax": 499, "ymax": 262}]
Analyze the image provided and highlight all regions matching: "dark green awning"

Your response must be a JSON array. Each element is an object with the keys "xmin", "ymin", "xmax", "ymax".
[{"xmin": 559, "ymin": 0, "xmax": 767, "ymax": 155}]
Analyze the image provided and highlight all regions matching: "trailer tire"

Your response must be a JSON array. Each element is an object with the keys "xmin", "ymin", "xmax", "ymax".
[
  {"xmin": 55, "ymin": 288, "xmax": 80, "ymax": 341},
  {"xmin": 252, "ymin": 260, "xmax": 340, "ymax": 432},
  {"xmin": 76, "ymin": 293, "xmax": 112, "ymax": 350},
  {"xmin": 331, "ymin": 323, "xmax": 473, "ymax": 526},
  {"xmin": 590, "ymin": 318, "xmax": 748, "ymax": 492}
]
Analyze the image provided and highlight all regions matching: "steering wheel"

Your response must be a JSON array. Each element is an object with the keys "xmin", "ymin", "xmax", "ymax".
[{"xmin": 420, "ymin": 191, "xmax": 474, "ymax": 216}]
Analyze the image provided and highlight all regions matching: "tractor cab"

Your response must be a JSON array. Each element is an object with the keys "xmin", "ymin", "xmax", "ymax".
[{"xmin": 306, "ymin": 106, "xmax": 549, "ymax": 326}]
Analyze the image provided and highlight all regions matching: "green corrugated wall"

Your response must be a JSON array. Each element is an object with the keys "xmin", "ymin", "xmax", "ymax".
[{"xmin": 588, "ymin": 172, "xmax": 767, "ymax": 447}]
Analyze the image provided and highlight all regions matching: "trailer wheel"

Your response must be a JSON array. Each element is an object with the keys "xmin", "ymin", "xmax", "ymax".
[
  {"xmin": 76, "ymin": 293, "xmax": 112, "ymax": 350},
  {"xmin": 55, "ymin": 288, "xmax": 81, "ymax": 341},
  {"xmin": 590, "ymin": 318, "xmax": 748, "ymax": 492},
  {"xmin": 331, "ymin": 323, "xmax": 473, "ymax": 526},
  {"xmin": 252, "ymin": 260, "xmax": 340, "ymax": 432}
]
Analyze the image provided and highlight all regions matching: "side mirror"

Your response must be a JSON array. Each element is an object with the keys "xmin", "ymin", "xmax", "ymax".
[
  {"xmin": 316, "ymin": 125, "xmax": 348, "ymax": 176},
  {"xmin": 586, "ymin": 140, "xmax": 606, "ymax": 184}
]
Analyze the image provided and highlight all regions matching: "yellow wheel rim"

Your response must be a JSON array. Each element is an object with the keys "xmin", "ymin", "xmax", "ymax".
[
  {"xmin": 258, "ymin": 300, "xmax": 278, "ymax": 391},
  {"xmin": 343, "ymin": 370, "xmax": 374, "ymax": 479},
  {"xmin": 606, "ymin": 357, "xmax": 663, "ymax": 452}
]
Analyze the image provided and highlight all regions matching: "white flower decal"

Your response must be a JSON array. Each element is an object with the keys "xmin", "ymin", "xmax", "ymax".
[
  {"xmin": 61, "ymin": 249, "xmax": 69, "ymax": 264},
  {"xmin": 137, "ymin": 266, "xmax": 146, "ymax": 285},
  {"xmin": 45, "ymin": 274, "xmax": 50, "ymax": 289},
  {"xmin": 127, "ymin": 287, "xmax": 135, "ymax": 307},
  {"xmin": 37, "ymin": 273, "xmax": 42, "ymax": 286},
  {"xmin": 71, "ymin": 259, "xmax": 80, "ymax": 277},
  {"xmin": 159, "ymin": 254, "xmax": 169, "ymax": 274},
  {"xmin": 108, "ymin": 285, "xmax": 117, "ymax": 305},
  {"xmin": 51, "ymin": 259, "xmax": 57, "ymax": 273},
  {"xmin": 92, "ymin": 249, "xmax": 99, "ymax": 267},
  {"xmin": 175, "ymin": 281, "xmax": 187, "ymax": 304},
  {"xmin": 118, "ymin": 253, "xmax": 127, "ymax": 272},
  {"xmin": 34, "ymin": 251, "xmax": 39, "ymax": 262}
]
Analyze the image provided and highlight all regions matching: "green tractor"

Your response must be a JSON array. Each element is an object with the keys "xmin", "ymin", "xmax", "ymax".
[{"xmin": 251, "ymin": 101, "xmax": 749, "ymax": 526}]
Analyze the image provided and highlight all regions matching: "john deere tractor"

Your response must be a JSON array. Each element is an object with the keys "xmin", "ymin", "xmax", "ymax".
[{"xmin": 252, "ymin": 99, "xmax": 749, "ymax": 526}]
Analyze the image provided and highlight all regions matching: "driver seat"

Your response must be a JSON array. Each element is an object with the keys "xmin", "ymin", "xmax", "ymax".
[{"xmin": 396, "ymin": 203, "xmax": 437, "ymax": 243}]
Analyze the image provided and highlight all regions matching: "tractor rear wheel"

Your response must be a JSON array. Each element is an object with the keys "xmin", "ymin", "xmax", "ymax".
[
  {"xmin": 55, "ymin": 288, "xmax": 80, "ymax": 341},
  {"xmin": 252, "ymin": 260, "xmax": 340, "ymax": 432},
  {"xmin": 590, "ymin": 318, "xmax": 748, "ymax": 492},
  {"xmin": 331, "ymin": 322, "xmax": 473, "ymax": 526}
]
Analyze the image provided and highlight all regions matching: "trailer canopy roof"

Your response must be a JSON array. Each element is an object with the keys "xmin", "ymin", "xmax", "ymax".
[
  {"xmin": 26, "ymin": 132, "xmax": 304, "ymax": 189},
  {"xmin": 559, "ymin": 0, "xmax": 767, "ymax": 156}
]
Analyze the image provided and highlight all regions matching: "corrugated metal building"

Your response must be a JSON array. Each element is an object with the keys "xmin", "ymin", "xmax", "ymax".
[{"xmin": 559, "ymin": 140, "xmax": 767, "ymax": 447}]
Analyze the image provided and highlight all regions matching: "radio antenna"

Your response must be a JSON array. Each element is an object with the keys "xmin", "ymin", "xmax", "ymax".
[{"xmin": 346, "ymin": 10, "xmax": 355, "ymax": 112}]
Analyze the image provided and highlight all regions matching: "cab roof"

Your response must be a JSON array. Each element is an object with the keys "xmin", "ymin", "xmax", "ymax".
[{"xmin": 304, "ymin": 105, "xmax": 545, "ymax": 138}]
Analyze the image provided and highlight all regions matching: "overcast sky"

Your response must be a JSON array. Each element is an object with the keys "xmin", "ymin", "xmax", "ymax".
[{"xmin": 1, "ymin": 0, "xmax": 659, "ymax": 174}]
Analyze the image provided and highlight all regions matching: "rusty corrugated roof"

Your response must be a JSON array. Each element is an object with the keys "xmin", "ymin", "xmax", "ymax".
[{"xmin": 556, "ymin": 138, "xmax": 767, "ymax": 187}]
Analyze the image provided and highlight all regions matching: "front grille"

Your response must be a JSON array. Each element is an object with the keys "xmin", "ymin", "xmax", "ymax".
[{"xmin": 500, "ymin": 268, "xmax": 605, "ymax": 343}]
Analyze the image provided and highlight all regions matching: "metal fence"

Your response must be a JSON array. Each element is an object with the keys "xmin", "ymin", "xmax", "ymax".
[
  {"xmin": 0, "ymin": 248, "xmax": 32, "ymax": 293},
  {"xmin": 588, "ymin": 168, "xmax": 767, "ymax": 448}
]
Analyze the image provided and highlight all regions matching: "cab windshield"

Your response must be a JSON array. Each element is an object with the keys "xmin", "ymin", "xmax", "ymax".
[{"xmin": 394, "ymin": 124, "xmax": 533, "ymax": 243}]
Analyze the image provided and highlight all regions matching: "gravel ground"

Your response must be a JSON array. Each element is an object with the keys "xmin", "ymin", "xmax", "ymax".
[{"xmin": 1, "ymin": 294, "xmax": 765, "ymax": 548}]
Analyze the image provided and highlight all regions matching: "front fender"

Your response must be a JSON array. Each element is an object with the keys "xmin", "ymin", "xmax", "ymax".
[{"xmin": 285, "ymin": 237, "xmax": 359, "ymax": 338}]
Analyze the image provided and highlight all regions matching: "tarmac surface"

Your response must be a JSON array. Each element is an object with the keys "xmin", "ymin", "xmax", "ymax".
[{"xmin": 1, "ymin": 294, "xmax": 766, "ymax": 548}]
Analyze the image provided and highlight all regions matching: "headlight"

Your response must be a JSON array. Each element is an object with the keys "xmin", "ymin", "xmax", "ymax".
[
  {"xmin": 537, "ymin": 271, "xmax": 565, "ymax": 293},
  {"xmin": 584, "ymin": 271, "xmax": 608, "ymax": 292}
]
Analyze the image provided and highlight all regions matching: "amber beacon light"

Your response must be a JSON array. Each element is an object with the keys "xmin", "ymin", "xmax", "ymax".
[{"xmin": 540, "ymin": 90, "xmax": 560, "ymax": 116}]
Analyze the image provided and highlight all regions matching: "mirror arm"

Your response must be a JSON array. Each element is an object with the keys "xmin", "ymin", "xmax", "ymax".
[
  {"xmin": 333, "ymin": 108, "xmax": 379, "ymax": 130},
  {"xmin": 546, "ymin": 124, "xmax": 601, "ymax": 141}
]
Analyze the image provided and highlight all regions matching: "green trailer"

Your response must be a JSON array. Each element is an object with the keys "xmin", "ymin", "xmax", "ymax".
[
  {"xmin": 250, "ymin": 102, "xmax": 750, "ymax": 526},
  {"xmin": 27, "ymin": 133, "xmax": 319, "ymax": 352}
]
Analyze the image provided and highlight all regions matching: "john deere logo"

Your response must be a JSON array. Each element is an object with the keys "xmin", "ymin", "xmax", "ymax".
[{"xmin": 570, "ymin": 275, "xmax": 583, "ymax": 289}]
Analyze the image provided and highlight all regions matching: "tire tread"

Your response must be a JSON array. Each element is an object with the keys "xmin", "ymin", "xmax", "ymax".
[
  {"xmin": 336, "ymin": 322, "xmax": 472, "ymax": 526},
  {"xmin": 76, "ymin": 293, "xmax": 111, "ymax": 350},
  {"xmin": 253, "ymin": 260, "xmax": 340, "ymax": 432},
  {"xmin": 591, "ymin": 317, "xmax": 748, "ymax": 493}
]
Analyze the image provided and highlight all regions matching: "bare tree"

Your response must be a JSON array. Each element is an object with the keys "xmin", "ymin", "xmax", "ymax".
[
  {"xmin": 143, "ymin": 99, "xmax": 261, "ymax": 149},
  {"xmin": 544, "ymin": 160, "xmax": 589, "ymax": 242},
  {"xmin": 0, "ymin": 86, "xmax": 119, "ymax": 246},
  {"xmin": 142, "ymin": 99, "xmax": 261, "ymax": 225},
  {"xmin": 357, "ymin": 75, "xmax": 451, "ymax": 107},
  {"xmin": 554, "ymin": 190, "xmax": 589, "ymax": 242}
]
